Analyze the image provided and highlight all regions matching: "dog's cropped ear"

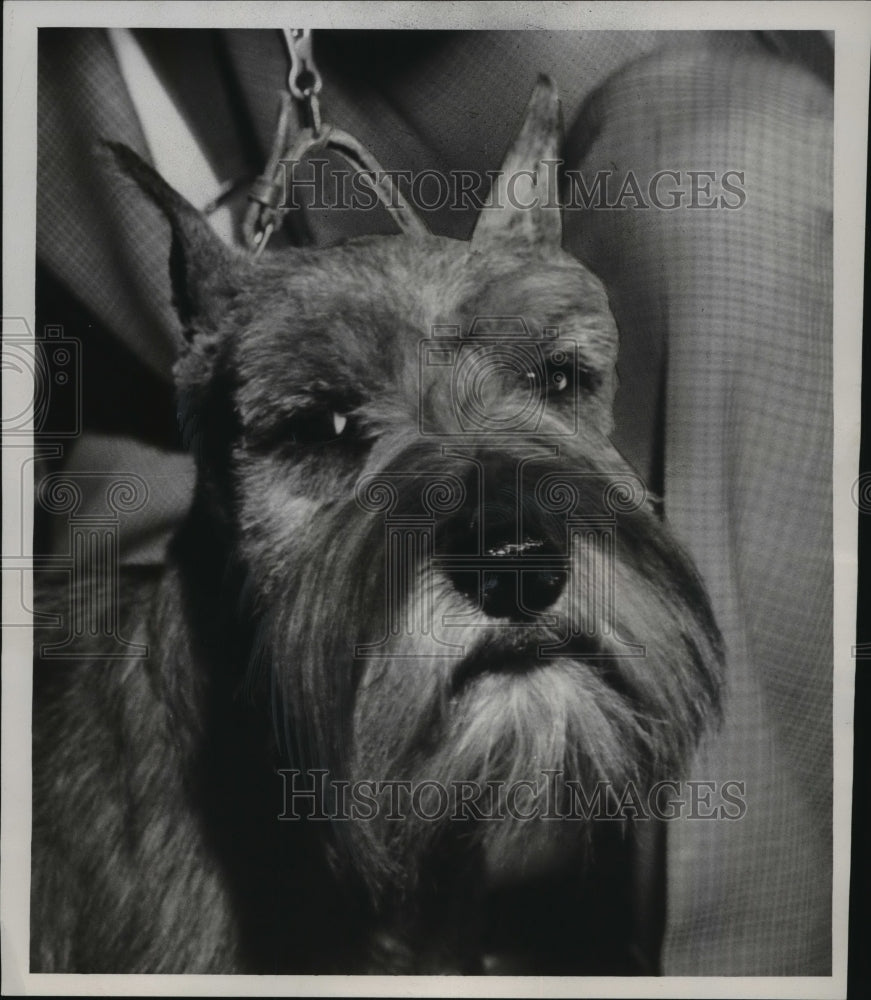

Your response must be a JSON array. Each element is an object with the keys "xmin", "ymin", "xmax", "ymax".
[
  {"xmin": 101, "ymin": 141, "xmax": 250, "ymax": 337},
  {"xmin": 472, "ymin": 75, "xmax": 562, "ymax": 248}
]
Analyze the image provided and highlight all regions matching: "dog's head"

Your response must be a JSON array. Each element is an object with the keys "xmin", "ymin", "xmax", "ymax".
[{"xmin": 108, "ymin": 77, "xmax": 722, "ymax": 909}]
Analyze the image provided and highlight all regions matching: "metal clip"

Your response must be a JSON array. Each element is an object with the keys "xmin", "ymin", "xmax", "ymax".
[
  {"xmin": 243, "ymin": 115, "xmax": 333, "ymax": 255},
  {"xmin": 283, "ymin": 28, "xmax": 322, "ymax": 135}
]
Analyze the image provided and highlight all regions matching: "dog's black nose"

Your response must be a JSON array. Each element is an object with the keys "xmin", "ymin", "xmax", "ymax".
[
  {"xmin": 444, "ymin": 520, "xmax": 566, "ymax": 618},
  {"xmin": 435, "ymin": 459, "xmax": 569, "ymax": 619},
  {"xmin": 482, "ymin": 550, "xmax": 566, "ymax": 618}
]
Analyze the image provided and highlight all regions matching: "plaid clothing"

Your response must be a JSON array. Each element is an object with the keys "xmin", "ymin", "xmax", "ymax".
[
  {"xmin": 36, "ymin": 28, "xmax": 833, "ymax": 974},
  {"xmin": 566, "ymin": 46, "xmax": 833, "ymax": 973}
]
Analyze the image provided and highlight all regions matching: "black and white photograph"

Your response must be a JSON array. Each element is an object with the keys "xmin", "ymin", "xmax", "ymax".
[{"xmin": 2, "ymin": 1, "xmax": 866, "ymax": 994}]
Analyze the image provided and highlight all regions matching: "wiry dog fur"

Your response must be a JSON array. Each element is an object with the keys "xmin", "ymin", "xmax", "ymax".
[{"xmin": 31, "ymin": 79, "xmax": 723, "ymax": 974}]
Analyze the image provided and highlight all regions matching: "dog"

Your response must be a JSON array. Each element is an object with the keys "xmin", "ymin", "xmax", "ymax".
[{"xmin": 31, "ymin": 78, "xmax": 723, "ymax": 975}]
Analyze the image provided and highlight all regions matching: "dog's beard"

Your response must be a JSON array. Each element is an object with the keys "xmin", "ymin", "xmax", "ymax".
[
  {"xmin": 242, "ymin": 441, "xmax": 723, "ymax": 908},
  {"xmin": 349, "ymin": 549, "xmax": 721, "ymax": 900}
]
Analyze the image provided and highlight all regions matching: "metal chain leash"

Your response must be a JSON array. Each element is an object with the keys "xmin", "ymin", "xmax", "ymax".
[{"xmin": 243, "ymin": 29, "xmax": 428, "ymax": 257}]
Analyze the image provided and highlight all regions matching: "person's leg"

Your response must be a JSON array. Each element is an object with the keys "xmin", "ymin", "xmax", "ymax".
[{"xmin": 564, "ymin": 45, "xmax": 833, "ymax": 974}]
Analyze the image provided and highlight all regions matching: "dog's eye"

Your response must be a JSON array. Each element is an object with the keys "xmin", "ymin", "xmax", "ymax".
[
  {"xmin": 541, "ymin": 351, "xmax": 573, "ymax": 396},
  {"xmin": 287, "ymin": 409, "xmax": 356, "ymax": 446},
  {"xmin": 542, "ymin": 353, "xmax": 601, "ymax": 396},
  {"xmin": 243, "ymin": 404, "xmax": 368, "ymax": 455}
]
